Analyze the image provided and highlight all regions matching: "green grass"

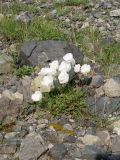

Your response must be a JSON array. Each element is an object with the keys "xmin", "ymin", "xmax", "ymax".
[
  {"xmin": 31, "ymin": 86, "xmax": 87, "ymax": 120},
  {"xmin": 0, "ymin": 17, "xmax": 67, "ymax": 42},
  {"xmin": 16, "ymin": 65, "xmax": 34, "ymax": 77},
  {"xmin": 65, "ymin": 0, "xmax": 89, "ymax": 6},
  {"xmin": 73, "ymin": 26, "xmax": 120, "ymax": 76},
  {"xmin": 97, "ymin": 42, "xmax": 120, "ymax": 75},
  {"xmin": 0, "ymin": 1, "xmax": 38, "ymax": 15}
]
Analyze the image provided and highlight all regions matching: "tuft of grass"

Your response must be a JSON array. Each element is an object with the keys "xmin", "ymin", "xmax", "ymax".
[
  {"xmin": 32, "ymin": 86, "xmax": 87, "ymax": 120},
  {"xmin": 0, "ymin": 18, "xmax": 25, "ymax": 41},
  {"xmin": 16, "ymin": 65, "xmax": 34, "ymax": 77},
  {"xmin": 73, "ymin": 26, "xmax": 120, "ymax": 76},
  {"xmin": 65, "ymin": 0, "xmax": 89, "ymax": 6},
  {"xmin": 97, "ymin": 42, "xmax": 120, "ymax": 76},
  {"xmin": 0, "ymin": 17, "xmax": 67, "ymax": 42}
]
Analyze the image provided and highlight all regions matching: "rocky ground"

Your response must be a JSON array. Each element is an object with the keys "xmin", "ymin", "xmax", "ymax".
[{"xmin": 0, "ymin": 0, "xmax": 120, "ymax": 160}]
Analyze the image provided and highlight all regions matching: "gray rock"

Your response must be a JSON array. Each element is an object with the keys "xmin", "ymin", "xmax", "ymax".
[
  {"xmin": 90, "ymin": 75, "xmax": 104, "ymax": 88},
  {"xmin": 81, "ymin": 145, "xmax": 104, "ymax": 160},
  {"xmin": 111, "ymin": 135, "xmax": 120, "ymax": 154},
  {"xmin": 0, "ymin": 155, "xmax": 8, "ymax": 160},
  {"xmin": 63, "ymin": 135, "xmax": 76, "ymax": 143},
  {"xmin": 19, "ymin": 132, "xmax": 47, "ymax": 160},
  {"xmin": 18, "ymin": 129, "xmax": 28, "ymax": 138},
  {"xmin": 49, "ymin": 143, "xmax": 67, "ymax": 160},
  {"xmin": 63, "ymin": 124, "xmax": 73, "ymax": 131},
  {"xmin": 86, "ymin": 96, "xmax": 120, "ymax": 114},
  {"xmin": 4, "ymin": 138, "xmax": 21, "ymax": 147},
  {"xmin": 4, "ymin": 132, "xmax": 19, "ymax": 140},
  {"xmin": 17, "ymin": 76, "xmax": 32, "ymax": 102},
  {"xmin": 18, "ymin": 40, "xmax": 84, "ymax": 67},
  {"xmin": 103, "ymin": 76, "xmax": 120, "ymax": 97},
  {"xmin": 50, "ymin": 9, "xmax": 57, "ymax": 18},
  {"xmin": 110, "ymin": 9, "xmax": 120, "ymax": 17},
  {"xmin": 0, "ymin": 54, "xmax": 14, "ymax": 74},
  {"xmin": 0, "ymin": 144, "xmax": 17, "ymax": 154},
  {"xmin": 0, "ymin": 92, "xmax": 23, "ymax": 123},
  {"xmin": 15, "ymin": 11, "xmax": 32, "ymax": 24}
]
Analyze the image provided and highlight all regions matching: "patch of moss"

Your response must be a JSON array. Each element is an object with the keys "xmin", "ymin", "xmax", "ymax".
[{"xmin": 49, "ymin": 123, "xmax": 76, "ymax": 136}]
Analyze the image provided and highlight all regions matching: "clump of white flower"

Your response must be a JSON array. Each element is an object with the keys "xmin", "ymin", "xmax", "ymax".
[
  {"xmin": 58, "ymin": 71, "xmax": 69, "ymax": 84},
  {"xmin": 31, "ymin": 91, "xmax": 42, "ymax": 102},
  {"xmin": 59, "ymin": 61, "xmax": 71, "ymax": 72},
  {"xmin": 31, "ymin": 53, "xmax": 91, "ymax": 102},
  {"xmin": 81, "ymin": 64, "xmax": 91, "ymax": 75},
  {"xmin": 74, "ymin": 64, "xmax": 81, "ymax": 73}
]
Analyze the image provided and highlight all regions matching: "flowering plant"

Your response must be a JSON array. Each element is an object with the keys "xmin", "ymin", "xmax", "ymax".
[{"xmin": 31, "ymin": 53, "xmax": 91, "ymax": 102}]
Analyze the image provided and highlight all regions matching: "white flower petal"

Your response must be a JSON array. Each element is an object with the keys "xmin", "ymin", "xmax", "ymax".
[
  {"xmin": 81, "ymin": 64, "xmax": 91, "ymax": 75},
  {"xmin": 49, "ymin": 60, "xmax": 59, "ymax": 70},
  {"xmin": 63, "ymin": 53, "xmax": 73, "ymax": 63},
  {"xmin": 59, "ymin": 61, "xmax": 71, "ymax": 72},
  {"xmin": 58, "ymin": 71, "xmax": 69, "ymax": 84},
  {"xmin": 31, "ymin": 91, "xmax": 42, "ymax": 102},
  {"xmin": 74, "ymin": 64, "xmax": 81, "ymax": 73},
  {"xmin": 41, "ymin": 75, "xmax": 54, "ymax": 87},
  {"xmin": 38, "ymin": 67, "xmax": 57, "ymax": 76}
]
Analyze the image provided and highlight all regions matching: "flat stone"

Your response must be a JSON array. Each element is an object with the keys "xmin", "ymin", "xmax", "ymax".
[
  {"xmin": 0, "ymin": 54, "xmax": 15, "ymax": 74},
  {"xmin": 0, "ymin": 93, "xmax": 23, "ymax": 123},
  {"xmin": 18, "ymin": 40, "xmax": 84, "ymax": 67},
  {"xmin": 19, "ymin": 132, "xmax": 47, "ymax": 160},
  {"xmin": 49, "ymin": 143, "xmax": 67, "ymax": 160},
  {"xmin": 63, "ymin": 124, "xmax": 73, "ymax": 131},
  {"xmin": 110, "ymin": 9, "xmax": 120, "ymax": 17},
  {"xmin": 0, "ymin": 144, "xmax": 17, "ymax": 154},
  {"xmin": 79, "ymin": 135, "xmax": 100, "ymax": 145},
  {"xmin": 0, "ymin": 155, "xmax": 8, "ymax": 160},
  {"xmin": 103, "ymin": 77, "xmax": 120, "ymax": 97}
]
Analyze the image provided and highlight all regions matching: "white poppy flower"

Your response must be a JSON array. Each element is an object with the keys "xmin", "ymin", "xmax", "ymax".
[
  {"xmin": 58, "ymin": 71, "xmax": 69, "ymax": 84},
  {"xmin": 49, "ymin": 60, "xmax": 59, "ymax": 70},
  {"xmin": 63, "ymin": 53, "xmax": 75, "ymax": 64},
  {"xmin": 59, "ymin": 61, "xmax": 71, "ymax": 72},
  {"xmin": 38, "ymin": 67, "xmax": 56, "ymax": 76},
  {"xmin": 81, "ymin": 64, "xmax": 91, "ymax": 75},
  {"xmin": 31, "ymin": 91, "xmax": 42, "ymax": 102},
  {"xmin": 74, "ymin": 64, "xmax": 81, "ymax": 73},
  {"xmin": 41, "ymin": 75, "xmax": 54, "ymax": 87}
]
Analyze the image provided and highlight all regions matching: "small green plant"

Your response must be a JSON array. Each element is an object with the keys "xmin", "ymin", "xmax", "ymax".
[
  {"xmin": 33, "ymin": 86, "xmax": 86, "ymax": 120},
  {"xmin": 16, "ymin": 65, "xmax": 34, "ymax": 77}
]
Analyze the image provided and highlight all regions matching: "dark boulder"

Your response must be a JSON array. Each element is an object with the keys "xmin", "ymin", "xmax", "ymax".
[{"xmin": 18, "ymin": 40, "xmax": 84, "ymax": 67}]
